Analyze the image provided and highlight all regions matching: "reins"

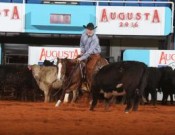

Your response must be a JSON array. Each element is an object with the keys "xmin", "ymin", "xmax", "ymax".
[
  {"xmin": 63, "ymin": 61, "xmax": 81, "ymax": 90},
  {"xmin": 52, "ymin": 61, "xmax": 80, "ymax": 98}
]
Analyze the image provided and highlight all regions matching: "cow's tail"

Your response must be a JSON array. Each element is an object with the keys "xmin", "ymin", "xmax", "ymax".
[{"xmin": 138, "ymin": 66, "xmax": 148, "ymax": 100}]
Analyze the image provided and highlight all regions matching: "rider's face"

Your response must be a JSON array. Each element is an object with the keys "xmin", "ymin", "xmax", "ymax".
[{"xmin": 86, "ymin": 29, "xmax": 94, "ymax": 36}]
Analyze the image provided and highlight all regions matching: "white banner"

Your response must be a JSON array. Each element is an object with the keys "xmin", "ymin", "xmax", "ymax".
[
  {"xmin": 150, "ymin": 50, "xmax": 175, "ymax": 69},
  {"xmin": 28, "ymin": 46, "xmax": 80, "ymax": 65},
  {"xmin": 0, "ymin": 3, "xmax": 24, "ymax": 32},
  {"xmin": 96, "ymin": 6, "xmax": 166, "ymax": 35}
]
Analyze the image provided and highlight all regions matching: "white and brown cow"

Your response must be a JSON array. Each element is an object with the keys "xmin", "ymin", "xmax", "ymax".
[{"xmin": 29, "ymin": 58, "xmax": 67, "ymax": 102}]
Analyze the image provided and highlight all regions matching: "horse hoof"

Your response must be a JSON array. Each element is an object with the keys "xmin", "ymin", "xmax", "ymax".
[
  {"xmin": 55, "ymin": 100, "xmax": 61, "ymax": 107},
  {"xmin": 125, "ymin": 109, "xmax": 130, "ymax": 113}
]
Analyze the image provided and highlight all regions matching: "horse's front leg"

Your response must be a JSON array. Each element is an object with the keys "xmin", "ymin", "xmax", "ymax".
[{"xmin": 55, "ymin": 88, "xmax": 66, "ymax": 107}]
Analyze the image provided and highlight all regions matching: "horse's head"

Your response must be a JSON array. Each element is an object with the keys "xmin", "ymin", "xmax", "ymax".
[{"xmin": 56, "ymin": 57, "xmax": 69, "ymax": 81}]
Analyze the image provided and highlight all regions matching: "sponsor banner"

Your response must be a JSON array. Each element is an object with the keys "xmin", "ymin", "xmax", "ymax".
[
  {"xmin": 28, "ymin": 46, "xmax": 80, "ymax": 65},
  {"xmin": 0, "ymin": 3, "xmax": 24, "ymax": 32},
  {"xmin": 96, "ymin": 6, "xmax": 171, "ymax": 35},
  {"xmin": 150, "ymin": 50, "xmax": 175, "ymax": 69}
]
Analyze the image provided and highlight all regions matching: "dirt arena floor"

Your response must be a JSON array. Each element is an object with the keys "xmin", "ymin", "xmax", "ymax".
[{"xmin": 0, "ymin": 100, "xmax": 175, "ymax": 135}]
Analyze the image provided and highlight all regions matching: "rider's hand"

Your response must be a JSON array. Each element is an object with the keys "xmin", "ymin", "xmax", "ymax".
[
  {"xmin": 72, "ymin": 58, "xmax": 80, "ymax": 63},
  {"xmin": 75, "ymin": 55, "xmax": 81, "ymax": 59}
]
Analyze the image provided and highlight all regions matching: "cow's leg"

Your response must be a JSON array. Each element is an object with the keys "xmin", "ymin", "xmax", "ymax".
[
  {"xmin": 161, "ymin": 92, "xmax": 166, "ymax": 105},
  {"xmin": 125, "ymin": 93, "xmax": 133, "ymax": 113},
  {"xmin": 104, "ymin": 96, "xmax": 115, "ymax": 111},
  {"xmin": 103, "ymin": 92, "xmax": 112, "ymax": 110},
  {"xmin": 151, "ymin": 89, "xmax": 157, "ymax": 106},
  {"xmin": 44, "ymin": 89, "xmax": 50, "ymax": 102},
  {"xmin": 132, "ymin": 93, "xmax": 140, "ymax": 111},
  {"xmin": 89, "ymin": 87, "xmax": 100, "ymax": 111},
  {"xmin": 144, "ymin": 89, "xmax": 149, "ymax": 103},
  {"xmin": 104, "ymin": 98, "xmax": 110, "ymax": 111},
  {"xmin": 170, "ymin": 94, "xmax": 174, "ymax": 105},
  {"xmin": 39, "ymin": 83, "xmax": 50, "ymax": 102},
  {"xmin": 141, "ymin": 96, "xmax": 147, "ymax": 105},
  {"xmin": 162, "ymin": 92, "xmax": 168, "ymax": 105}
]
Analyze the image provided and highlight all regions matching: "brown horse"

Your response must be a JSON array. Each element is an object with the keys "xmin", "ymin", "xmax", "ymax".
[{"xmin": 55, "ymin": 56, "xmax": 109, "ymax": 107}]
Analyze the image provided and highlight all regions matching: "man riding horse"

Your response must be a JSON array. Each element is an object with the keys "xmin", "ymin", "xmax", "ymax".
[
  {"xmin": 76, "ymin": 22, "xmax": 101, "ymax": 89},
  {"xmin": 55, "ymin": 22, "xmax": 107, "ymax": 106}
]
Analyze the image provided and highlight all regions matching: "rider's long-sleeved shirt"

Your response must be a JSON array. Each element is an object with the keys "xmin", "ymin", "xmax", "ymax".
[{"xmin": 79, "ymin": 32, "xmax": 101, "ymax": 61}]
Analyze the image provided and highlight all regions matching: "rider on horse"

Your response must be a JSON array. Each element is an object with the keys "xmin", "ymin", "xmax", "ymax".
[
  {"xmin": 76, "ymin": 22, "xmax": 101, "ymax": 89},
  {"xmin": 55, "ymin": 22, "xmax": 103, "ymax": 107}
]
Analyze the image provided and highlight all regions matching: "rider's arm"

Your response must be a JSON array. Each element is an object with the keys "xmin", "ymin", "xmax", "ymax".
[{"xmin": 80, "ymin": 34, "xmax": 85, "ymax": 54}]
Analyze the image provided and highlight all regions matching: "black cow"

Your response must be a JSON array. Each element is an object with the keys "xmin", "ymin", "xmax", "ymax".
[
  {"xmin": 144, "ymin": 67, "xmax": 162, "ymax": 105},
  {"xmin": 159, "ymin": 66, "xmax": 174, "ymax": 105},
  {"xmin": 43, "ymin": 59, "xmax": 54, "ymax": 66},
  {"xmin": 89, "ymin": 61, "xmax": 148, "ymax": 113},
  {"xmin": 0, "ymin": 65, "xmax": 42, "ymax": 101}
]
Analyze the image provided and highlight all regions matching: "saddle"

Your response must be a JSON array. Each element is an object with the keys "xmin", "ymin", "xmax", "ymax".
[
  {"xmin": 79, "ymin": 56, "xmax": 109, "ymax": 80},
  {"xmin": 80, "ymin": 56, "xmax": 109, "ymax": 91}
]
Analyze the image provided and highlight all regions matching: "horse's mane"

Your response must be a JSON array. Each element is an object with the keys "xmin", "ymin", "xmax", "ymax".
[{"xmin": 65, "ymin": 60, "xmax": 80, "ymax": 77}]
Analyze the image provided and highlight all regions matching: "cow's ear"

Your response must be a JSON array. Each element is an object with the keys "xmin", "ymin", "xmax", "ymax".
[{"xmin": 28, "ymin": 65, "xmax": 32, "ymax": 70}]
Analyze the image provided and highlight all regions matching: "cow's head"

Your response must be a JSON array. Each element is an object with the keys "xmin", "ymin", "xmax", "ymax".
[{"xmin": 28, "ymin": 65, "xmax": 41, "ymax": 80}]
